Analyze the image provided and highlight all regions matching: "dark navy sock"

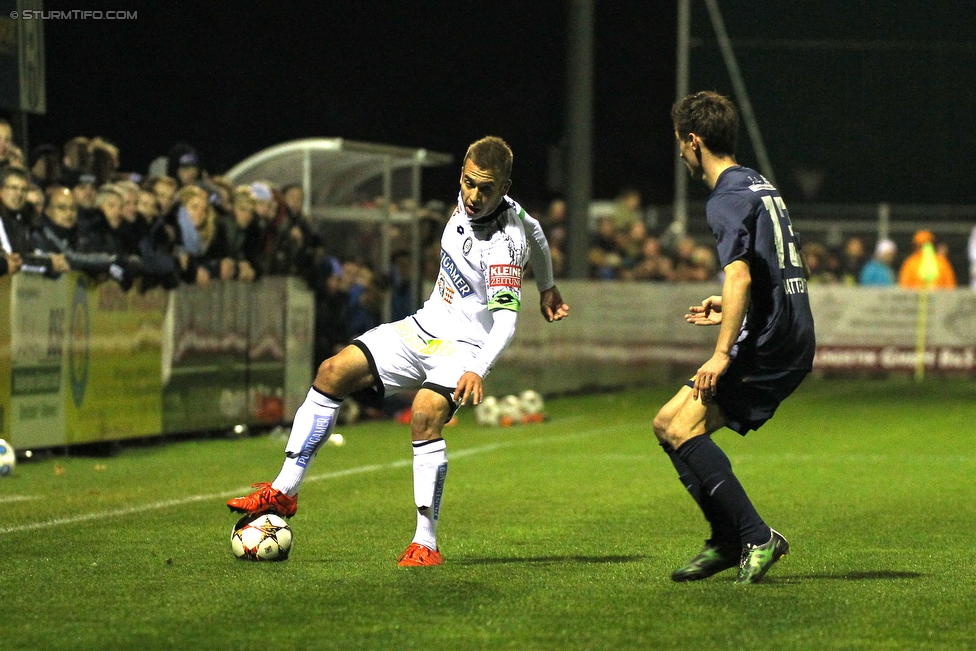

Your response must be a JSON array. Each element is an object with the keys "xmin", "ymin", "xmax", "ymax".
[
  {"xmin": 676, "ymin": 435, "xmax": 770, "ymax": 547},
  {"xmin": 661, "ymin": 442, "xmax": 739, "ymax": 547}
]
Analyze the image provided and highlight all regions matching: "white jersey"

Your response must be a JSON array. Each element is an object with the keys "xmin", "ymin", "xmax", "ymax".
[{"xmin": 413, "ymin": 195, "xmax": 532, "ymax": 348}]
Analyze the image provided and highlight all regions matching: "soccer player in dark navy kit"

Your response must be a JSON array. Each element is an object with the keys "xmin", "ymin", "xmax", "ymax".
[{"xmin": 654, "ymin": 91, "xmax": 816, "ymax": 584}]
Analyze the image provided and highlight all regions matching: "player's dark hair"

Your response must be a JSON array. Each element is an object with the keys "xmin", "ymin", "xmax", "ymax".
[
  {"xmin": 671, "ymin": 91, "xmax": 739, "ymax": 156},
  {"xmin": 464, "ymin": 136, "xmax": 513, "ymax": 180}
]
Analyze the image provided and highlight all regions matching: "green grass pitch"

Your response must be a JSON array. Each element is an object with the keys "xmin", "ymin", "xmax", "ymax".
[{"xmin": 1, "ymin": 377, "xmax": 974, "ymax": 650}]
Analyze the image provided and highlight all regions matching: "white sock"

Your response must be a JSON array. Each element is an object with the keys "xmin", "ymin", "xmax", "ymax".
[
  {"xmin": 411, "ymin": 438, "xmax": 448, "ymax": 550},
  {"xmin": 271, "ymin": 387, "xmax": 341, "ymax": 496}
]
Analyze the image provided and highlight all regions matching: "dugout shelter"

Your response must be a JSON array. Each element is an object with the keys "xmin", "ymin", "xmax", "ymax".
[{"xmin": 226, "ymin": 138, "xmax": 453, "ymax": 318}]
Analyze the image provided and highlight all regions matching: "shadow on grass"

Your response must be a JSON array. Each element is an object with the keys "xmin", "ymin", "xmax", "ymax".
[
  {"xmin": 788, "ymin": 570, "xmax": 924, "ymax": 581},
  {"xmin": 457, "ymin": 554, "xmax": 646, "ymax": 566}
]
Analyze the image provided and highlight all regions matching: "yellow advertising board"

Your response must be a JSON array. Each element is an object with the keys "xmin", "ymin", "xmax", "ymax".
[
  {"xmin": 1, "ymin": 274, "xmax": 309, "ymax": 450},
  {"xmin": 63, "ymin": 277, "xmax": 165, "ymax": 445}
]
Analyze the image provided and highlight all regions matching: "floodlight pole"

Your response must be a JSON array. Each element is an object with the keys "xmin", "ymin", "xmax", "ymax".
[
  {"xmin": 672, "ymin": 0, "xmax": 692, "ymax": 237},
  {"xmin": 381, "ymin": 156, "xmax": 392, "ymax": 322},
  {"xmin": 565, "ymin": 0, "xmax": 594, "ymax": 279}
]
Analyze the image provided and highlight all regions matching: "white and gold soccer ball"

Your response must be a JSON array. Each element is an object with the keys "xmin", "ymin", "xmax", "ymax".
[
  {"xmin": 0, "ymin": 439, "xmax": 15, "ymax": 477},
  {"xmin": 498, "ymin": 394, "xmax": 524, "ymax": 427},
  {"xmin": 231, "ymin": 513, "xmax": 293, "ymax": 561},
  {"xmin": 474, "ymin": 395, "xmax": 501, "ymax": 426},
  {"xmin": 519, "ymin": 390, "xmax": 545, "ymax": 419}
]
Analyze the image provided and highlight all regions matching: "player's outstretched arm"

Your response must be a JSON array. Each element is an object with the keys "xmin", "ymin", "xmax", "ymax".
[{"xmin": 540, "ymin": 285, "xmax": 570, "ymax": 322}]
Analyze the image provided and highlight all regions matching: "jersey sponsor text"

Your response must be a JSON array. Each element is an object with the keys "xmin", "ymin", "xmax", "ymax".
[
  {"xmin": 488, "ymin": 264, "xmax": 522, "ymax": 288},
  {"xmin": 439, "ymin": 251, "xmax": 473, "ymax": 297}
]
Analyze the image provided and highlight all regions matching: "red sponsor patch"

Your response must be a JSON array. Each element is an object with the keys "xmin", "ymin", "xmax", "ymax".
[{"xmin": 488, "ymin": 264, "xmax": 522, "ymax": 288}]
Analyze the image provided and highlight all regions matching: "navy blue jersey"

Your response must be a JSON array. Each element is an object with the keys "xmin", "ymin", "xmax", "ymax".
[{"xmin": 706, "ymin": 166, "xmax": 816, "ymax": 371}]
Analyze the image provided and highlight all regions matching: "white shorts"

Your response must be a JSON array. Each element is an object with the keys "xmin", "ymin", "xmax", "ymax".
[{"xmin": 352, "ymin": 317, "xmax": 478, "ymax": 399}]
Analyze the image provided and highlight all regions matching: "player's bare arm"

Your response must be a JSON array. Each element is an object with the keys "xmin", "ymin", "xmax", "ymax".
[
  {"xmin": 694, "ymin": 260, "xmax": 750, "ymax": 402},
  {"xmin": 540, "ymin": 285, "xmax": 569, "ymax": 322}
]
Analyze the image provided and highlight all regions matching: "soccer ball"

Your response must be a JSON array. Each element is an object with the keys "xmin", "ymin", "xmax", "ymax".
[
  {"xmin": 475, "ymin": 395, "xmax": 501, "ymax": 426},
  {"xmin": 231, "ymin": 514, "xmax": 293, "ymax": 561},
  {"xmin": 519, "ymin": 390, "xmax": 545, "ymax": 418},
  {"xmin": 0, "ymin": 439, "xmax": 15, "ymax": 477},
  {"xmin": 498, "ymin": 395, "xmax": 524, "ymax": 427}
]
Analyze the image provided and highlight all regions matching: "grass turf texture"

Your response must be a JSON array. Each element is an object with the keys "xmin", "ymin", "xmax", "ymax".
[{"xmin": 1, "ymin": 377, "xmax": 974, "ymax": 650}]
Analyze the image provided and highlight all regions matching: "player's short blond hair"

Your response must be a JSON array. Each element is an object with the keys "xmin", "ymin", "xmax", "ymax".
[{"xmin": 464, "ymin": 136, "xmax": 513, "ymax": 180}]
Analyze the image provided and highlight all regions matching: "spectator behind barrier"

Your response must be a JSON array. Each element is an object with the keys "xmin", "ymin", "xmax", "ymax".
[
  {"xmin": 60, "ymin": 136, "xmax": 91, "ymax": 186},
  {"xmin": 88, "ymin": 137, "xmax": 120, "ymax": 187},
  {"xmin": 589, "ymin": 216, "xmax": 622, "ymax": 279},
  {"xmin": 0, "ymin": 119, "xmax": 13, "ymax": 168},
  {"xmin": 29, "ymin": 143, "xmax": 62, "ymax": 189},
  {"xmin": 898, "ymin": 229, "xmax": 956, "ymax": 289},
  {"xmin": 115, "ymin": 179, "xmax": 145, "ymax": 254},
  {"xmin": 839, "ymin": 236, "xmax": 867, "ymax": 286},
  {"xmin": 280, "ymin": 182, "xmax": 324, "ymax": 277},
  {"xmin": 219, "ymin": 185, "xmax": 261, "ymax": 282},
  {"xmin": 31, "ymin": 186, "xmax": 117, "ymax": 280},
  {"xmin": 150, "ymin": 175, "xmax": 178, "ymax": 218},
  {"xmin": 312, "ymin": 254, "xmax": 351, "ymax": 363},
  {"xmin": 77, "ymin": 184, "xmax": 144, "ymax": 289},
  {"xmin": 0, "ymin": 166, "xmax": 59, "ymax": 277},
  {"xmin": 25, "ymin": 182, "xmax": 45, "ymax": 216},
  {"xmin": 138, "ymin": 183, "xmax": 184, "ymax": 290},
  {"xmin": 540, "ymin": 198, "xmax": 567, "ymax": 278},
  {"xmin": 628, "ymin": 235, "xmax": 674, "ymax": 282},
  {"xmin": 859, "ymin": 238, "xmax": 898, "ymax": 287},
  {"xmin": 167, "ymin": 142, "xmax": 202, "ymax": 188},
  {"xmin": 176, "ymin": 185, "xmax": 227, "ymax": 287},
  {"xmin": 610, "ymin": 187, "xmax": 643, "ymax": 232}
]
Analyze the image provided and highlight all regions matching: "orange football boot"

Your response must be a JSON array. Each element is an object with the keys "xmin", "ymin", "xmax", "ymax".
[
  {"xmin": 397, "ymin": 542, "xmax": 443, "ymax": 567},
  {"xmin": 227, "ymin": 482, "xmax": 298, "ymax": 518}
]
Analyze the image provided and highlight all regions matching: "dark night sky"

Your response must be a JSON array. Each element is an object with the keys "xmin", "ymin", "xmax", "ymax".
[
  {"xmin": 26, "ymin": 1, "xmax": 678, "ymax": 210},
  {"xmin": 20, "ymin": 1, "xmax": 976, "ymax": 209}
]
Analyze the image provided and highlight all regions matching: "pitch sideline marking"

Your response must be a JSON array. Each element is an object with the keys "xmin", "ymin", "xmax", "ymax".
[
  {"xmin": 0, "ymin": 423, "xmax": 629, "ymax": 536},
  {"xmin": 0, "ymin": 495, "xmax": 39, "ymax": 504}
]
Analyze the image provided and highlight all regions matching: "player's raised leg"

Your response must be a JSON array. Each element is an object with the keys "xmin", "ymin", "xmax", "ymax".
[
  {"xmin": 227, "ymin": 345, "xmax": 375, "ymax": 518},
  {"xmin": 397, "ymin": 386, "xmax": 454, "ymax": 567}
]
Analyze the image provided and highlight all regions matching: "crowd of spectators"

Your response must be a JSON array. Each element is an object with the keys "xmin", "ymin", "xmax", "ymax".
[
  {"xmin": 534, "ymin": 187, "xmax": 966, "ymax": 290},
  {"xmin": 0, "ymin": 119, "xmax": 399, "ymax": 382},
  {"xmin": 799, "ymin": 231, "xmax": 959, "ymax": 289},
  {"xmin": 0, "ymin": 120, "xmax": 326, "ymax": 292},
  {"xmin": 535, "ymin": 191, "xmax": 719, "ymax": 283},
  {"xmin": 2, "ymin": 117, "xmax": 970, "ymax": 354}
]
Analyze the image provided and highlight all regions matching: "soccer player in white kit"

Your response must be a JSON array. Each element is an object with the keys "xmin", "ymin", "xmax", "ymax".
[{"xmin": 228, "ymin": 136, "xmax": 569, "ymax": 566}]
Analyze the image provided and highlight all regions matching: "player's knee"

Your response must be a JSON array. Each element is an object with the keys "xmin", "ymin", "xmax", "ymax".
[
  {"xmin": 661, "ymin": 422, "xmax": 693, "ymax": 449},
  {"xmin": 652, "ymin": 409, "xmax": 671, "ymax": 442},
  {"xmin": 314, "ymin": 356, "xmax": 343, "ymax": 393},
  {"xmin": 410, "ymin": 408, "xmax": 441, "ymax": 439}
]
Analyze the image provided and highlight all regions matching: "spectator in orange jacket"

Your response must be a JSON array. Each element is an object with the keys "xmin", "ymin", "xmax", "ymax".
[{"xmin": 898, "ymin": 230, "xmax": 956, "ymax": 289}]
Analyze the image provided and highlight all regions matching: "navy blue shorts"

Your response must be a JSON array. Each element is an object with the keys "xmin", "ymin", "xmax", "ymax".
[{"xmin": 684, "ymin": 362, "xmax": 810, "ymax": 435}]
